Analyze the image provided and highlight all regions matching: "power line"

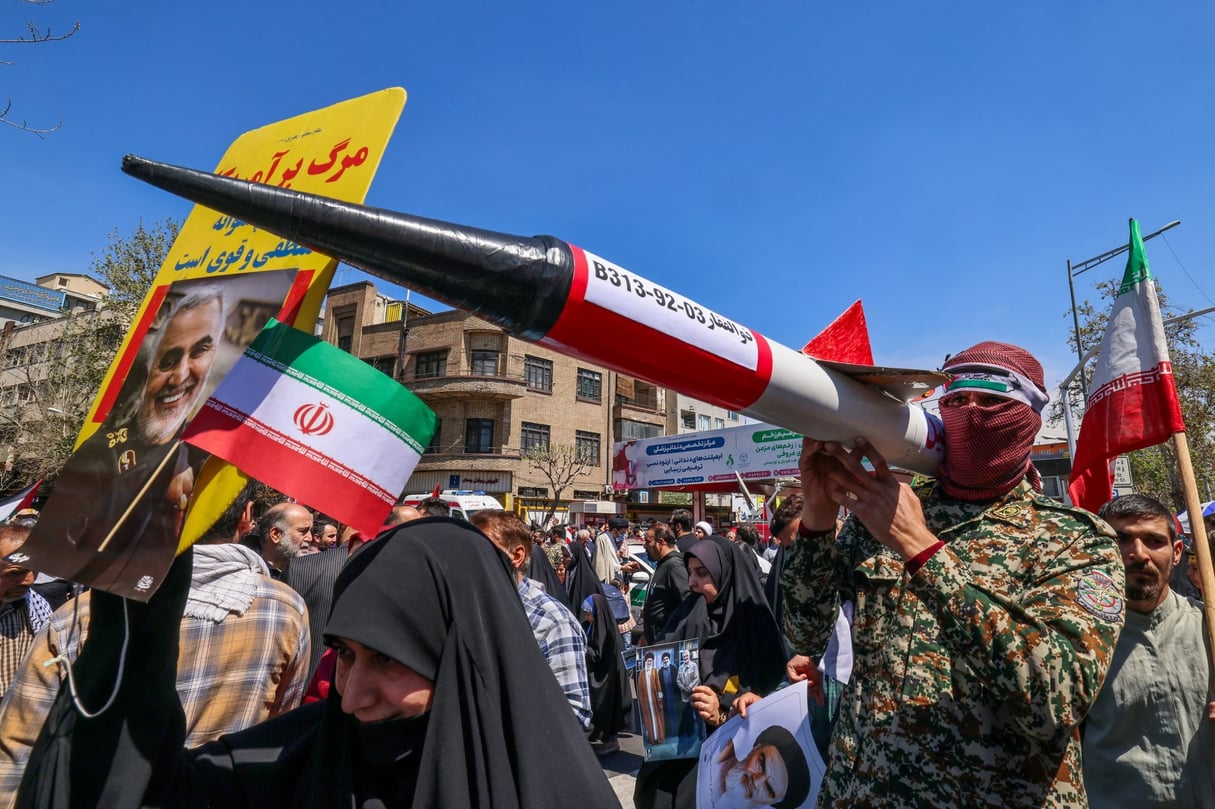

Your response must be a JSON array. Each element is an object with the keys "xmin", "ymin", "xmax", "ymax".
[{"xmin": 1159, "ymin": 233, "xmax": 1215, "ymax": 308}]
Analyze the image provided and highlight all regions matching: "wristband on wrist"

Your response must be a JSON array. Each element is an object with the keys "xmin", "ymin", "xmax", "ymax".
[
  {"xmin": 904, "ymin": 540, "xmax": 944, "ymax": 577},
  {"xmin": 796, "ymin": 522, "xmax": 836, "ymax": 540}
]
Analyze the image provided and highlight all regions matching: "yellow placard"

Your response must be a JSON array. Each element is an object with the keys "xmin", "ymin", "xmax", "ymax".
[{"xmin": 84, "ymin": 87, "xmax": 406, "ymax": 446}]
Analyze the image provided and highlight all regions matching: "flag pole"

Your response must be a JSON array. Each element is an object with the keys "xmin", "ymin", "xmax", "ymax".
[{"xmin": 1171, "ymin": 432, "xmax": 1215, "ymax": 669}]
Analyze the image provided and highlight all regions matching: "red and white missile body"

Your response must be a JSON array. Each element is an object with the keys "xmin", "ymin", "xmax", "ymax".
[{"xmin": 121, "ymin": 155, "xmax": 945, "ymax": 476}]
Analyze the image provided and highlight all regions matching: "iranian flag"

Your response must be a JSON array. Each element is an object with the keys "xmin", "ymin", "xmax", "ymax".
[
  {"xmin": 183, "ymin": 319, "xmax": 436, "ymax": 536},
  {"xmin": 1068, "ymin": 219, "xmax": 1185, "ymax": 512}
]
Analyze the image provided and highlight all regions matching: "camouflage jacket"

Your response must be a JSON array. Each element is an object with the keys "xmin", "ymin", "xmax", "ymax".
[{"xmin": 781, "ymin": 480, "xmax": 1124, "ymax": 808}]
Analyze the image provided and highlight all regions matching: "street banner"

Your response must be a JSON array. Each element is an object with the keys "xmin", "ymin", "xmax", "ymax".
[
  {"xmin": 11, "ymin": 89, "xmax": 407, "ymax": 599},
  {"xmin": 183, "ymin": 319, "xmax": 436, "ymax": 538},
  {"xmin": 1068, "ymin": 219, "xmax": 1186, "ymax": 512},
  {"xmin": 613, "ymin": 424, "xmax": 803, "ymax": 490}
]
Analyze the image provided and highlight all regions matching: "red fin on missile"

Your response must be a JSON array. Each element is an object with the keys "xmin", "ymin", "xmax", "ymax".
[{"xmin": 802, "ymin": 300, "xmax": 874, "ymax": 366}]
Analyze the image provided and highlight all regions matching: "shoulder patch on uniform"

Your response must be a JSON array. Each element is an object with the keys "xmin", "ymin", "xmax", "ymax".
[
  {"xmin": 1075, "ymin": 570, "xmax": 1124, "ymax": 621},
  {"xmin": 990, "ymin": 504, "xmax": 1024, "ymax": 521}
]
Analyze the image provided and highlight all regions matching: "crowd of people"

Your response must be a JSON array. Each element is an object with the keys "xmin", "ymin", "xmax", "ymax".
[{"xmin": 0, "ymin": 340, "xmax": 1210, "ymax": 808}]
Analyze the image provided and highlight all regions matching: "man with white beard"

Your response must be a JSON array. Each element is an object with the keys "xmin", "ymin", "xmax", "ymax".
[
  {"xmin": 711, "ymin": 725, "xmax": 811, "ymax": 809},
  {"xmin": 254, "ymin": 503, "xmax": 314, "ymax": 581}
]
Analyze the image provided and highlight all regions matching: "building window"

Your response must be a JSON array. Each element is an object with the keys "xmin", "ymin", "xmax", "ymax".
[
  {"xmin": 576, "ymin": 430, "xmax": 601, "ymax": 465},
  {"xmin": 369, "ymin": 355, "xmax": 395, "ymax": 376},
  {"xmin": 465, "ymin": 418, "xmax": 495, "ymax": 454},
  {"xmin": 573, "ymin": 490, "xmax": 601, "ymax": 501},
  {"xmin": 520, "ymin": 422, "xmax": 551, "ymax": 454},
  {"xmin": 727, "ymin": 411, "xmax": 739, "ymax": 421},
  {"xmin": 426, "ymin": 418, "xmax": 443, "ymax": 454},
  {"xmin": 681, "ymin": 410, "xmax": 695, "ymax": 430},
  {"xmin": 336, "ymin": 316, "xmax": 354, "ymax": 352},
  {"xmin": 524, "ymin": 355, "xmax": 553, "ymax": 392},
  {"xmin": 577, "ymin": 369, "xmax": 602, "ymax": 401},
  {"xmin": 415, "ymin": 351, "xmax": 447, "ymax": 379},
  {"xmin": 697, "ymin": 414, "xmax": 711, "ymax": 431},
  {"xmin": 618, "ymin": 419, "xmax": 662, "ymax": 441},
  {"xmin": 518, "ymin": 486, "xmax": 548, "ymax": 498},
  {"xmin": 470, "ymin": 350, "xmax": 499, "ymax": 376},
  {"xmin": 714, "ymin": 417, "xmax": 725, "ymax": 430}
]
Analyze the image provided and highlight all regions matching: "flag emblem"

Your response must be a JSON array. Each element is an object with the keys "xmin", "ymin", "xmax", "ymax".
[{"xmin": 294, "ymin": 402, "xmax": 336, "ymax": 436}]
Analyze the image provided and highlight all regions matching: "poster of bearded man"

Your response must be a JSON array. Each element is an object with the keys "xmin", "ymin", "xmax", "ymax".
[
  {"xmin": 697, "ymin": 681, "xmax": 823, "ymax": 809},
  {"xmin": 12, "ymin": 271, "xmax": 299, "ymax": 599}
]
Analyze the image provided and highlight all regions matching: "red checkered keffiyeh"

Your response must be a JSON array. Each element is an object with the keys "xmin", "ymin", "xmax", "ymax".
[{"xmin": 938, "ymin": 342, "xmax": 1047, "ymax": 501}]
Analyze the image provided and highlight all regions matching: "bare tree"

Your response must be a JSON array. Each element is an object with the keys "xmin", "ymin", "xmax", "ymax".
[
  {"xmin": 2, "ymin": 0, "xmax": 80, "ymax": 136},
  {"xmin": 523, "ymin": 443, "xmax": 596, "ymax": 524}
]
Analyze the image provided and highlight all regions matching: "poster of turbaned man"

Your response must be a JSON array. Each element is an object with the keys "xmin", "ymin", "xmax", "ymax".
[
  {"xmin": 697, "ymin": 681, "xmax": 825, "ymax": 809},
  {"xmin": 631, "ymin": 639, "xmax": 705, "ymax": 761}
]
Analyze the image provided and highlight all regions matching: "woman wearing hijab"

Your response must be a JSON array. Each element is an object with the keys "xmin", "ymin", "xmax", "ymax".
[
  {"xmin": 633, "ymin": 535, "xmax": 786, "ymax": 809},
  {"xmin": 564, "ymin": 534, "xmax": 602, "ymax": 615},
  {"xmin": 580, "ymin": 593, "xmax": 632, "ymax": 756},
  {"xmin": 545, "ymin": 541, "xmax": 570, "ymax": 585},
  {"xmin": 528, "ymin": 542, "xmax": 572, "ymax": 610},
  {"xmin": 17, "ymin": 517, "xmax": 619, "ymax": 809}
]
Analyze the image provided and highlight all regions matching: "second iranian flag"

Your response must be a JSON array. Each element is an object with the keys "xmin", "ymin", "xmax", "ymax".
[{"xmin": 184, "ymin": 319, "xmax": 435, "ymax": 535}]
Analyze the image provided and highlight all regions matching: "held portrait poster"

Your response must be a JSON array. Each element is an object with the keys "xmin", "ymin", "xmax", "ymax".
[
  {"xmin": 696, "ymin": 681, "xmax": 824, "ymax": 809},
  {"xmin": 7, "ymin": 89, "xmax": 407, "ymax": 599},
  {"xmin": 14, "ymin": 272, "xmax": 298, "ymax": 599},
  {"xmin": 630, "ymin": 639, "xmax": 704, "ymax": 761}
]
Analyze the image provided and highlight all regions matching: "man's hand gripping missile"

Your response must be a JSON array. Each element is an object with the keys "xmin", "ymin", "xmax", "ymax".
[{"xmin": 798, "ymin": 437, "xmax": 939, "ymax": 562}]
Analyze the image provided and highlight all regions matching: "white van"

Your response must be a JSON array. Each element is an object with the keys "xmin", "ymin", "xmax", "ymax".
[{"xmin": 399, "ymin": 490, "xmax": 503, "ymax": 522}]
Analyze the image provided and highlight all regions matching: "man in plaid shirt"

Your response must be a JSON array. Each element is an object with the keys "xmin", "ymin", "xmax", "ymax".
[
  {"xmin": 473, "ymin": 510, "xmax": 592, "ymax": 731},
  {"xmin": 0, "ymin": 527, "xmax": 53, "ymax": 700},
  {"xmin": 0, "ymin": 496, "xmax": 310, "ymax": 807}
]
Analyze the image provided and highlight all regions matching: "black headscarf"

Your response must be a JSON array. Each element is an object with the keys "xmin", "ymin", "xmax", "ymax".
[
  {"xmin": 579, "ymin": 593, "xmax": 631, "ymax": 739},
  {"xmin": 658, "ymin": 536, "xmax": 785, "ymax": 696},
  {"xmin": 313, "ymin": 517, "xmax": 618, "ymax": 808},
  {"xmin": 527, "ymin": 543, "xmax": 572, "ymax": 611},
  {"xmin": 564, "ymin": 540, "xmax": 601, "ymax": 614}
]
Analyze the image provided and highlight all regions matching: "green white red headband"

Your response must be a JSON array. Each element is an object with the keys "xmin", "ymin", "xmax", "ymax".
[{"xmin": 944, "ymin": 365, "xmax": 1049, "ymax": 414}]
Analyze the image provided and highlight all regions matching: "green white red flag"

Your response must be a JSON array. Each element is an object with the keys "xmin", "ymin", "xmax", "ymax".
[
  {"xmin": 183, "ymin": 319, "xmax": 436, "ymax": 535},
  {"xmin": 1068, "ymin": 219, "xmax": 1185, "ymax": 512}
]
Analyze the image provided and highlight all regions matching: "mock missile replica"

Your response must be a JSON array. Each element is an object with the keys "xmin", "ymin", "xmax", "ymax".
[{"xmin": 121, "ymin": 154, "xmax": 948, "ymax": 476}]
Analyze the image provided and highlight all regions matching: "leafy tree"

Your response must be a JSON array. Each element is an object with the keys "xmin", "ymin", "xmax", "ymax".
[
  {"xmin": 1060, "ymin": 279, "xmax": 1215, "ymax": 510},
  {"xmin": 523, "ymin": 442, "xmax": 597, "ymax": 523},
  {"xmin": 0, "ymin": 218, "xmax": 178, "ymax": 485},
  {"xmin": 2, "ymin": 0, "xmax": 80, "ymax": 136}
]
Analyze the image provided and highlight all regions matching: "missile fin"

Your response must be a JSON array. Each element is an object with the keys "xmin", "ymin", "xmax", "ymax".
[{"xmin": 802, "ymin": 300, "xmax": 874, "ymax": 366}]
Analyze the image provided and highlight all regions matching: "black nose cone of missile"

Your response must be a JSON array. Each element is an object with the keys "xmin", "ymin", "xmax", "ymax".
[{"xmin": 121, "ymin": 154, "xmax": 573, "ymax": 340}]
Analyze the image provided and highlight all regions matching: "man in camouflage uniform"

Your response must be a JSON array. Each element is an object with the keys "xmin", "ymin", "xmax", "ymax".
[{"xmin": 781, "ymin": 341, "xmax": 1124, "ymax": 808}]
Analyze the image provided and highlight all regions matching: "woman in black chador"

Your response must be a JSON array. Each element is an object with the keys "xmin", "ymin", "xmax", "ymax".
[{"xmin": 18, "ymin": 518, "xmax": 620, "ymax": 809}]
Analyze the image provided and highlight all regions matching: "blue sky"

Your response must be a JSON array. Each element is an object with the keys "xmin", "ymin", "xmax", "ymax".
[{"xmin": 4, "ymin": 1, "xmax": 1214, "ymax": 396}]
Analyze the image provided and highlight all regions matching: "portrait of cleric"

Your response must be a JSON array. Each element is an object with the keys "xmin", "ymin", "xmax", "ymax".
[
  {"xmin": 707, "ymin": 725, "xmax": 811, "ymax": 809},
  {"xmin": 15, "ymin": 271, "xmax": 298, "ymax": 599}
]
